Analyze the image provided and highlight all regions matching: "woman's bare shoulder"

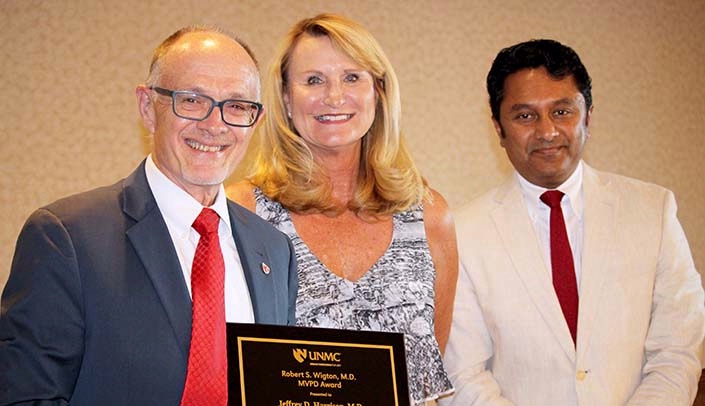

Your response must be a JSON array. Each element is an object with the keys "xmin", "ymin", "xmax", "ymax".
[
  {"xmin": 225, "ymin": 180, "xmax": 257, "ymax": 212},
  {"xmin": 423, "ymin": 188, "xmax": 453, "ymax": 229}
]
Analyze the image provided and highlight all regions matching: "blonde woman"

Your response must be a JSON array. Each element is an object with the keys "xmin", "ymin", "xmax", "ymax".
[{"xmin": 227, "ymin": 14, "xmax": 457, "ymax": 404}]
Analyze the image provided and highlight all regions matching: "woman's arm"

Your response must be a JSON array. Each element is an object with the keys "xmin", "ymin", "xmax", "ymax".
[{"xmin": 424, "ymin": 188, "xmax": 459, "ymax": 353}]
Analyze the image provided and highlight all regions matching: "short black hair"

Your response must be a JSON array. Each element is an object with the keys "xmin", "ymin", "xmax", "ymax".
[{"xmin": 487, "ymin": 39, "xmax": 592, "ymax": 120}]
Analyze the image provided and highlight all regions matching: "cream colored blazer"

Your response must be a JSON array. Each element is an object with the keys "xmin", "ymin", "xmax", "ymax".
[{"xmin": 441, "ymin": 163, "xmax": 704, "ymax": 406}]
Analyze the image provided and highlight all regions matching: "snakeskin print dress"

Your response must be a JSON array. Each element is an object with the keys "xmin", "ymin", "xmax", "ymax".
[{"xmin": 254, "ymin": 188, "xmax": 453, "ymax": 404}]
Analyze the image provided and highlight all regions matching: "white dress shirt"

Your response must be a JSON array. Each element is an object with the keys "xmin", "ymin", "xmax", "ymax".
[
  {"xmin": 144, "ymin": 154, "xmax": 254, "ymax": 323},
  {"xmin": 516, "ymin": 161, "xmax": 585, "ymax": 290}
]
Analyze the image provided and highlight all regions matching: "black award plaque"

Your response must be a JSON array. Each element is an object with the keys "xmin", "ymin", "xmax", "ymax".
[{"xmin": 227, "ymin": 323, "xmax": 410, "ymax": 406}]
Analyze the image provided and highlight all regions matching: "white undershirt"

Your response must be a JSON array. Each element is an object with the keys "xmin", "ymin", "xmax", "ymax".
[
  {"xmin": 144, "ymin": 154, "xmax": 254, "ymax": 323},
  {"xmin": 516, "ymin": 161, "xmax": 584, "ymax": 290}
]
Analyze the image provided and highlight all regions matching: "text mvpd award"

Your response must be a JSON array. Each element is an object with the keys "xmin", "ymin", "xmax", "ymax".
[{"xmin": 226, "ymin": 323, "xmax": 410, "ymax": 406}]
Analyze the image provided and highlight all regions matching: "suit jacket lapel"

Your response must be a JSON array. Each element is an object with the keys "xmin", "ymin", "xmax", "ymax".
[
  {"xmin": 575, "ymin": 164, "xmax": 616, "ymax": 357},
  {"xmin": 122, "ymin": 161, "xmax": 192, "ymax": 359},
  {"xmin": 227, "ymin": 201, "xmax": 275, "ymax": 323},
  {"xmin": 491, "ymin": 177, "xmax": 576, "ymax": 362}
]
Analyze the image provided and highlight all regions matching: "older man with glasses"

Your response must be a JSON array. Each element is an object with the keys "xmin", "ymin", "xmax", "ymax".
[{"xmin": 0, "ymin": 26, "xmax": 298, "ymax": 406}]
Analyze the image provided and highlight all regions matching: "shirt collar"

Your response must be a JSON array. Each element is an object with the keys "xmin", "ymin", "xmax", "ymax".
[
  {"xmin": 516, "ymin": 160, "xmax": 584, "ymax": 218},
  {"xmin": 144, "ymin": 154, "xmax": 231, "ymax": 237}
]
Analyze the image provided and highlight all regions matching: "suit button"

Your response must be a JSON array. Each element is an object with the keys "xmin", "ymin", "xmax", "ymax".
[{"xmin": 576, "ymin": 370, "xmax": 587, "ymax": 381}]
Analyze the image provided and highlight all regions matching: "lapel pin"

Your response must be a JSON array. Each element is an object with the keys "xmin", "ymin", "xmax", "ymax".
[{"xmin": 261, "ymin": 262, "xmax": 271, "ymax": 275}]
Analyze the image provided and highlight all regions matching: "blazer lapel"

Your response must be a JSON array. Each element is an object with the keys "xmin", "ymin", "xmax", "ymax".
[
  {"xmin": 227, "ymin": 202, "xmax": 276, "ymax": 324},
  {"xmin": 121, "ymin": 161, "xmax": 192, "ymax": 359},
  {"xmin": 575, "ymin": 164, "xmax": 617, "ymax": 357},
  {"xmin": 491, "ymin": 178, "xmax": 577, "ymax": 362}
]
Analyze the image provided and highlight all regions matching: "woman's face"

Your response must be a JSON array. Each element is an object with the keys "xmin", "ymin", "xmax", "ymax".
[{"xmin": 284, "ymin": 34, "xmax": 377, "ymax": 157}]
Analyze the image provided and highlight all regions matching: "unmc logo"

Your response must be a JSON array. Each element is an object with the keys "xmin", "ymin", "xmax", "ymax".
[
  {"xmin": 293, "ymin": 348, "xmax": 307, "ymax": 363},
  {"xmin": 292, "ymin": 348, "xmax": 342, "ymax": 363}
]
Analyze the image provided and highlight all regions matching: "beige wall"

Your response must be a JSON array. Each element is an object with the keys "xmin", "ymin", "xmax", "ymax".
[{"xmin": 1, "ymin": 0, "xmax": 703, "ymax": 292}]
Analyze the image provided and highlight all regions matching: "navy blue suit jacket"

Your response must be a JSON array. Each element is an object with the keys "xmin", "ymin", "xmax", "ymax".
[{"xmin": 0, "ymin": 161, "xmax": 298, "ymax": 405}]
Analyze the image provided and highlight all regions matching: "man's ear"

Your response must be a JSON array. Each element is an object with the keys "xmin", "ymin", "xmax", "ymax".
[
  {"xmin": 492, "ymin": 117, "xmax": 506, "ymax": 146},
  {"xmin": 585, "ymin": 104, "xmax": 594, "ymax": 127},
  {"xmin": 136, "ymin": 85, "xmax": 156, "ymax": 134},
  {"xmin": 584, "ymin": 104, "xmax": 594, "ymax": 140},
  {"xmin": 254, "ymin": 105, "xmax": 266, "ymax": 127}
]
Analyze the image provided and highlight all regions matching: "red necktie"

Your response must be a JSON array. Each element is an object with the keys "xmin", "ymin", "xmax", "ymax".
[
  {"xmin": 540, "ymin": 190, "xmax": 579, "ymax": 345},
  {"xmin": 181, "ymin": 208, "xmax": 228, "ymax": 405}
]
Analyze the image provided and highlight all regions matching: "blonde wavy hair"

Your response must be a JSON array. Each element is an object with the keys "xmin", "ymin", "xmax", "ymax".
[{"xmin": 250, "ymin": 13, "xmax": 428, "ymax": 217}]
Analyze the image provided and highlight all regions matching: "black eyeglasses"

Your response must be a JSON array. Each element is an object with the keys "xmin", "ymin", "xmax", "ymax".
[{"xmin": 150, "ymin": 86, "xmax": 263, "ymax": 127}]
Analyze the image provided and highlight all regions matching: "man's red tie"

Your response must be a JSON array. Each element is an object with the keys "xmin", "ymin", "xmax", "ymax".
[
  {"xmin": 181, "ymin": 208, "xmax": 228, "ymax": 405},
  {"xmin": 540, "ymin": 190, "xmax": 579, "ymax": 345}
]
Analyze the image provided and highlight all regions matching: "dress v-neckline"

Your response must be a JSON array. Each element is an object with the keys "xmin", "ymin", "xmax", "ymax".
[{"xmin": 286, "ymin": 210, "xmax": 398, "ymax": 283}]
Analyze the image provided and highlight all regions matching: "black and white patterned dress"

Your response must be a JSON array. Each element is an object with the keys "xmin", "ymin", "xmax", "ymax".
[{"xmin": 254, "ymin": 188, "xmax": 453, "ymax": 405}]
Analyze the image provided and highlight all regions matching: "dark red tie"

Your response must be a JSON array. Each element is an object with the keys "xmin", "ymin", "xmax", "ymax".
[
  {"xmin": 181, "ymin": 208, "xmax": 228, "ymax": 406},
  {"xmin": 540, "ymin": 190, "xmax": 579, "ymax": 345}
]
